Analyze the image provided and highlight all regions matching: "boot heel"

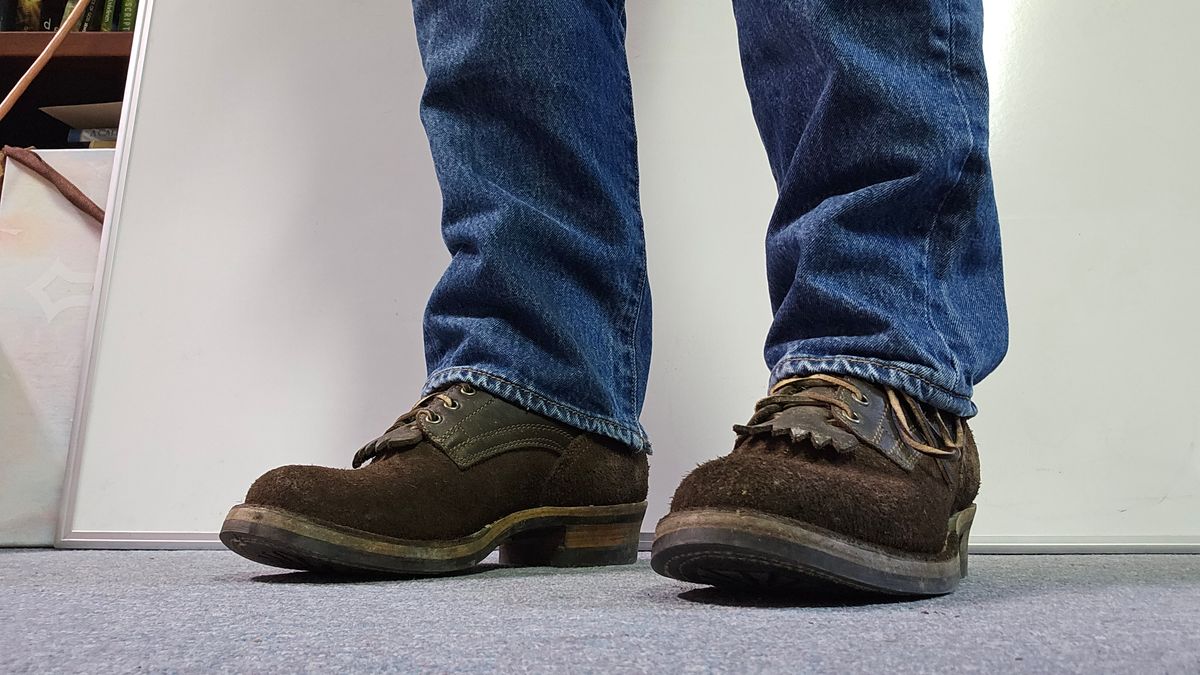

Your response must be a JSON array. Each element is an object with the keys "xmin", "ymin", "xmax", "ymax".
[
  {"xmin": 499, "ymin": 521, "xmax": 641, "ymax": 568},
  {"xmin": 953, "ymin": 504, "xmax": 977, "ymax": 578}
]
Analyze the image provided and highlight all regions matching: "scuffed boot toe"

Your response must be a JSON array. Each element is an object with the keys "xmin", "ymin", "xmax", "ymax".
[{"xmin": 652, "ymin": 374, "xmax": 980, "ymax": 596}]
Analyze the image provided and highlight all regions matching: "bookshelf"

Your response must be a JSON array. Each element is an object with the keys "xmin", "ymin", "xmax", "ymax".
[
  {"xmin": 1, "ymin": 32, "xmax": 132, "ymax": 147},
  {"xmin": 0, "ymin": 31, "xmax": 133, "ymax": 58}
]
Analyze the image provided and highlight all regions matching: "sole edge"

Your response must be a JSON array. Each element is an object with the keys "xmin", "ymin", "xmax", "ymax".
[
  {"xmin": 220, "ymin": 501, "xmax": 647, "ymax": 575},
  {"xmin": 650, "ymin": 505, "xmax": 976, "ymax": 596}
]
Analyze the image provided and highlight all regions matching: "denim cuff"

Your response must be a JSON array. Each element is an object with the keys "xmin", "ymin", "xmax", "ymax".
[
  {"xmin": 423, "ymin": 366, "xmax": 653, "ymax": 454},
  {"xmin": 770, "ymin": 354, "xmax": 978, "ymax": 418}
]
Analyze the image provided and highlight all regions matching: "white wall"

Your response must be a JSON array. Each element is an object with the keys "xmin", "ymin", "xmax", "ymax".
[
  {"xmin": 968, "ymin": 0, "xmax": 1200, "ymax": 544},
  {"xmin": 60, "ymin": 0, "xmax": 1200, "ymax": 549}
]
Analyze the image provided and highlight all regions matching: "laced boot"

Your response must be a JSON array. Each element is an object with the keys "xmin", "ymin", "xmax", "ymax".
[
  {"xmin": 652, "ymin": 374, "xmax": 979, "ymax": 595},
  {"xmin": 221, "ymin": 382, "xmax": 648, "ymax": 574}
]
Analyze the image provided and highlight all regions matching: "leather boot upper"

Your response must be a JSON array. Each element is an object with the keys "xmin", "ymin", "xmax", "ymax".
[
  {"xmin": 244, "ymin": 383, "xmax": 648, "ymax": 540},
  {"xmin": 669, "ymin": 374, "xmax": 979, "ymax": 555}
]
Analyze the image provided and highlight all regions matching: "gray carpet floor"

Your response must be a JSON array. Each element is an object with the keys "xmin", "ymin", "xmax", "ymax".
[{"xmin": 2, "ymin": 550, "xmax": 1198, "ymax": 673}]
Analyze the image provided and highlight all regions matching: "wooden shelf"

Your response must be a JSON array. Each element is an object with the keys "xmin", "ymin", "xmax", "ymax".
[
  {"xmin": 0, "ymin": 32, "xmax": 133, "ymax": 59},
  {"xmin": 1, "ymin": 33, "xmax": 132, "ymax": 147}
]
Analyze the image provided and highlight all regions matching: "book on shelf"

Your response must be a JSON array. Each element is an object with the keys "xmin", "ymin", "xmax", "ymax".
[
  {"xmin": 60, "ymin": 0, "xmax": 81, "ymax": 30},
  {"xmin": 0, "ymin": 0, "xmax": 15, "ymax": 31},
  {"xmin": 116, "ymin": 0, "xmax": 134, "ymax": 30},
  {"xmin": 66, "ymin": 127, "xmax": 117, "ymax": 143},
  {"xmin": 42, "ymin": 0, "xmax": 65, "ymax": 30},
  {"xmin": 3, "ymin": 0, "xmax": 43, "ymax": 30},
  {"xmin": 99, "ymin": 0, "xmax": 114, "ymax": 31},
  {"xmin": 82, "ymin": 0, "xmax": 105, "ymax": 30},
  {"xmin": 0, "ymin": 0, "xmax": 135, "ymax": 30},
  {"xmin": 40, "ymin": 102, "xmax": 123, "ymax": 148}
]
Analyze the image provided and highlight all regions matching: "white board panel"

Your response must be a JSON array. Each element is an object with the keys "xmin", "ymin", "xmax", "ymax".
[
  {"xmin": 62, "ymin": 0, "xmax": 1200, "ymax": 548},
  {"xmin": 61, "ymin": 0, "xmax": 444, "ymax": 538}
]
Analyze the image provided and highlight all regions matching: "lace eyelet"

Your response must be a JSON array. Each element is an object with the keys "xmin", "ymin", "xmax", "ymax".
[
  {"xmin": 853, "ymin": 392, "xmax": 869, "ymax": 406},
  {"xmin": 426, "ymin": 412, "xmax": 443, "ymax": 424},
  {"xmin": 444, "ymin": 398, "xmax": 460, "ymax": 410},
  {"xmin": 843, "ymin": 410, "xmax": 862, "ymax": 424},
  {"xmin": 459, "ymin": 384, "xmax": 476, "ymax": 396}
]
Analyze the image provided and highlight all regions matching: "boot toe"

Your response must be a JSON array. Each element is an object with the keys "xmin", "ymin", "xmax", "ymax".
[
  {"xmin": 244, "ymin": 464, "xmax": 348, "ymax": 521},
  {"xmin": 669, "ymin": 453, "xmax": 950, "ymax": 554}
]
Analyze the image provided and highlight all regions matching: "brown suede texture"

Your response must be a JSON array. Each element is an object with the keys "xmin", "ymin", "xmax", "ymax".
[
  {"xmin": 670, "ymin": 420, "xmax": 980, "ymax": 556},
  {"xmin": 541, "ymin": 435, "xmax": 650, "ymax": 508},
  {"xmin": 243, "ymin": 389, "xmax": 648, "ymax": 541}
]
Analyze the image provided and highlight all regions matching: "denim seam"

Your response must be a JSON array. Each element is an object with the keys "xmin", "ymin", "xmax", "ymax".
[
  {"xmin": 425, "ymin": 366, "xmax": 651, "ymax": 451},
  {"xmin": 625, "ymin": 262, "xmax": 648, "ymax": 416},
  {"xmin": 773, "ymin": 354, "xmax": 972, "ymax": 403},
  {"xmin": 922, "ymin": 0, "xmax": 973, "ymax": 380},
  {"xmin": 616, "ymin": 30, "xmax": 648, "ymax": 425}
]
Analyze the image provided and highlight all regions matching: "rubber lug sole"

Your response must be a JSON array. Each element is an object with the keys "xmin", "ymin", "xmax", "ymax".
[
  {"xmin": 651, "ymin": 504, "xmax": 976, "ymax": 596},
  {"xmin": 220, "ymin": 501, "xmax": 647, "ymax": 575}
]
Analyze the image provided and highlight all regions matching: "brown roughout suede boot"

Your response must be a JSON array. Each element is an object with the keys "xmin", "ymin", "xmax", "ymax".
[
  {"xmin": 220, "ymin": 382, "xmax": 648, "ymax": 574},
  {"xmin": 651, "ymin": 374, "xmax": 979, "ymax": 596}
]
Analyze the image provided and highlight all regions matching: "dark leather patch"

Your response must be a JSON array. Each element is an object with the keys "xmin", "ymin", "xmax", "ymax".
[
  {"xmin": 836, "ymin": 379, "xmax": 921, "ymax": 471},
  {"xmin": 421, "ymin": 392, "xmax": 575, "ymax": 469}
]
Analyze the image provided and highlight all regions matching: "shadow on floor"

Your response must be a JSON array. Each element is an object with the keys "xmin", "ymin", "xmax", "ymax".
[
  {"xmin": 250, "ymin": 563, "xmax": 508, "ymax": 584},
  {"xmin": 674, "ymin": 585, "xmax": 928, "ymax": 608}
]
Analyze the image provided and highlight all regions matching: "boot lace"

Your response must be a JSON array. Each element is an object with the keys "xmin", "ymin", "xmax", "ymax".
[
  {"xmin": 739, "ymin": 374, "xmax": 965, "ymax": 458},
  {"xmin": 351, "ymin": 383, "xmax": 476, "ymax": 468}
]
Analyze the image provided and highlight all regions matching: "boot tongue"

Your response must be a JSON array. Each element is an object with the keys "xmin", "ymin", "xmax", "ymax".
[
  {"xmin": 351, "ymin": 423, "xmax": 424, "ymax": 468},
  {"xmin": 734, "ymin": 378, "xmax": 860, "ymax": 454}
]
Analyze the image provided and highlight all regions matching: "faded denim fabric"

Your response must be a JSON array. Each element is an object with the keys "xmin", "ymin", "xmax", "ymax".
[{"xmin": 414, "ymin": 0, "xmax": 1007, "ymax": 453}]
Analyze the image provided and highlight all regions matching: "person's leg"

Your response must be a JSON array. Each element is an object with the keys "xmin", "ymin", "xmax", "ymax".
[
  {"xmin": 653, "ymin": 0, "xmax": 1005, "ymax": 595},
  {"xmin": 415, "ymin": 0, "xmax": 653, "ymax": 452},
  {"xmin": 742, "ymin": 0, "xmax": 1006, "ymax": 408},
  {"xmin": 221, "ymin": 0, "xmax": 652, "ymax": 574}
]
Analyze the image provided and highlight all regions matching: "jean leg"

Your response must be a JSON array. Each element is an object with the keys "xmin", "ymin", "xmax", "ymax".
[
  {"xmin": 732, "ymin": 0, "xmax": 1008, "ymax": 416},
  {"xmin": 412, "ymin": 0, "xmax": 652, "ymax": 450}
]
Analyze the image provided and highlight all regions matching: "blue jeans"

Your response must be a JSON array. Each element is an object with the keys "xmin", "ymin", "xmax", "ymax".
[{"xmin": 414, "ymin": 0, "xmax": 1007, "ymax": 453}]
